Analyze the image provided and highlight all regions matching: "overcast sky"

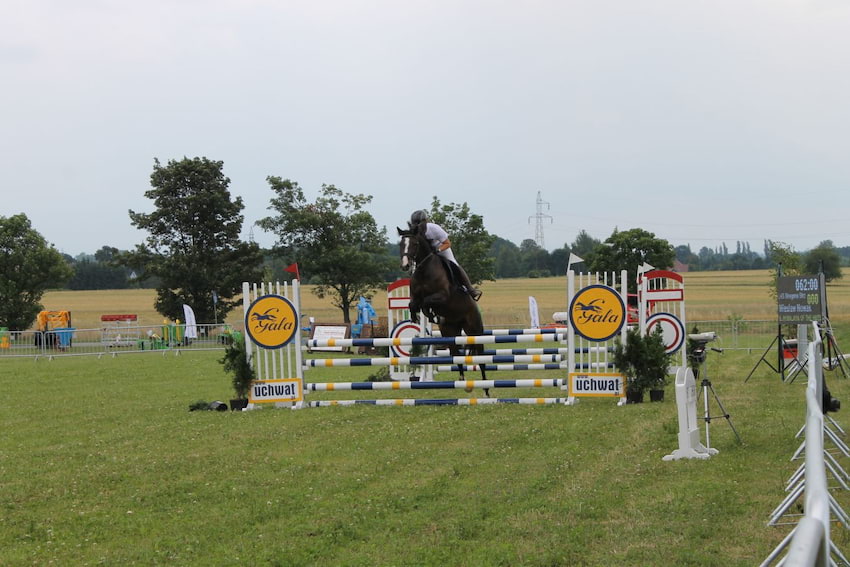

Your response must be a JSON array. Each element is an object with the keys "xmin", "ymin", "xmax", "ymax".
[{"xmin": 3, "ymin": 0, "xmax": 850, "ymax": 258}]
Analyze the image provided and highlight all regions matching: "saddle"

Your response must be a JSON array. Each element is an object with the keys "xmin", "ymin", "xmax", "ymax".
[{"xmin": 438, "ymin": 257, "xmax": 466, "ymax": 294}]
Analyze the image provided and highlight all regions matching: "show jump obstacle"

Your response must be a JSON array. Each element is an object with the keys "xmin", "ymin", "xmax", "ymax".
[{"xmin": 241, "ymin": 270, "xmax": 701, "ymax": 440}]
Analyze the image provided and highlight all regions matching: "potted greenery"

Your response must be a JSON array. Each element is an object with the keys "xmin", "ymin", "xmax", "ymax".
[
  {"xmin": 218, "ymin": 331, "xmax": 255, "ymax": 411},
  {"xmin": 644, "ymin": 327, "xmax": 671, "ymax": 401},
  {"xmin": 613, "ymin": 327, "xmax": 671, "ymax": 403}
]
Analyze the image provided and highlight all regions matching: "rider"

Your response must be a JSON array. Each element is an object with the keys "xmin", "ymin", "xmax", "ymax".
[{"xmin": 409, "ymin": 210, "xmax": 482, "ymax": 301}]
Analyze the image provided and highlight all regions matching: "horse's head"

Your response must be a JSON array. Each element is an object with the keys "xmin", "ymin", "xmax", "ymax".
[
  {"xmin": 397, "ymin": 225, "xmax": 430, "ymax": 272},
  {"xmin": 397, "ymin": 227, "xmax": 417, "ymax": 272}
]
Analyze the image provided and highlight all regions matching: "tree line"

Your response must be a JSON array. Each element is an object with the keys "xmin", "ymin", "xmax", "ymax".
[
  {"xmin": 0, "ymin": 156, "xmax": 844, "ymax": 330},
  {"xmin": 59, "ymin": 236, "xmax": 848, "ymax": 290}
]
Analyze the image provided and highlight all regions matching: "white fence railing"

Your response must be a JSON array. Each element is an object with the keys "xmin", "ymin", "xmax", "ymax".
[
  {"xmin": 762, "ymin": 322, "xmax": 849, "ymax": 566},
  {"xmin": 0, "ymin": 324, "xmax": 238, "ymax": 359}
]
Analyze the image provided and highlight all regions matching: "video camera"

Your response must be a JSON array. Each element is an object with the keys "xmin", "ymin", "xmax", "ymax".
[
  {"xmin": 823, "ymin": 377, "xmax": 841, "ymax": 414},
  {"xmin": 688, "ymin": 332, "xmax": 718, "ymax": 365}
]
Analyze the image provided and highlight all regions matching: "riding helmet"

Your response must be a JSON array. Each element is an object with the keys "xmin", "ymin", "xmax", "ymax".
[{"xmin": 410, "ymin": 210, "xmax": 428, "ymax": 226}]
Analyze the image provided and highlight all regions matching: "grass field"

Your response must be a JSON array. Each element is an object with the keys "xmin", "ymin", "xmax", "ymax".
[{"xmin": 4, "ymin": 271, "xmax": 848, "ymax": 565}]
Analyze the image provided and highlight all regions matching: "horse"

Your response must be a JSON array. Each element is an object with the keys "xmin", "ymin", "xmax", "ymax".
[{"xmin": 397, "ymin": 225, "xmax": 488, "ymax": 393}]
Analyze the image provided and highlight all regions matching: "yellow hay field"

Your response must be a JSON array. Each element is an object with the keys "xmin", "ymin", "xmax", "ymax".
[{"xmin": 39, "ymin": 268, "xmax": 850, "ymax": 330}]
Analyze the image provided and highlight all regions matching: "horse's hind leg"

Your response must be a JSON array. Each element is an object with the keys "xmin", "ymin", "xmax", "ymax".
[
  {"xmin": 476, "ymin": 343, "xmax": 490, "ymax": 397},
  {"xmin": 461, "ymin": 342, "xmax": 488, "ymax": 397}
]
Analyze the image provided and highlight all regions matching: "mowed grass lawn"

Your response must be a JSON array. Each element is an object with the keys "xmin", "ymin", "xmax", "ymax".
[{"xmin": 3, "ymin": 271, "xmax": 849, "ymax": 565}]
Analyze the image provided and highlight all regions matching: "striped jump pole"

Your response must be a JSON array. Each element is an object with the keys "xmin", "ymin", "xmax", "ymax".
[
  {"xmin": 422, "ymin": 327, "xmax": 570, "ymax": 337},
  {"xmin": 438, "ymin": 361, "xmax": 612, "ymax": 372},
  {"xmin": 437, "ymin": 364, "xmax": 566, "ymax": 372},
  {"xmin": 305, "ymin": 354, "xmax": 561, "ymax": 368},
  {"xmin": 476, "ymin": 327, "xmax": 568, "ymax": 336},
  {"xmin": 306, "ymin": 397, "xmax": 570, "ymax": 407},
  {"xmin": 434, "ymin": 347, "xmax": 611, "ymax": 356},
  {"xmin": 307, "ymin": 378, "xmax": 564, "ymax": 392},
  {"xmin": 305, "ymin": 332, "xmax": 566, "ymax": 350}
]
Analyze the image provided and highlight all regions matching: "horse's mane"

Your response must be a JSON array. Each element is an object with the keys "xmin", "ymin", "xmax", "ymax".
[{"xmin": 408, "ymin": 221, "xmax": 426, "ymax": 237}]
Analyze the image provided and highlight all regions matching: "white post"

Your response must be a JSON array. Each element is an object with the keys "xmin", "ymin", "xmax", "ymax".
[
  {"xmin": 663, "ymin": 367, "xmax": 717, "ymax": 460},
  {"xmin": 566, "ymin": 270, "xmax": 577, "ymax": 405}
]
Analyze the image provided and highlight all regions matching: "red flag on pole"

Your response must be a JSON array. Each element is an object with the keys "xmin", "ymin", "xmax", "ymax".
[{"xmin": 284, "ymin": 262, "xmax": 300, "ymax": 280}]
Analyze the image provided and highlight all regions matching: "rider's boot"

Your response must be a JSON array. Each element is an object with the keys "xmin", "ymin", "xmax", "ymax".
[{"xmin": 455, "ymin": 264, "xmax": 482, "ymax": 301}]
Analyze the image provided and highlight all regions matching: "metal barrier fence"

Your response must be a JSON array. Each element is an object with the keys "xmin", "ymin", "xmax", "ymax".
[
  {"xmin": 688, "ymin": 320, "xmax": 778, "ymax": 351},
  {"xmin": 0, "ymin": 324, "xmax": 237, "ymax": 359},
  {"xmin": 0, "ymin": 319, "xmax": 786, "ymax": 360}
]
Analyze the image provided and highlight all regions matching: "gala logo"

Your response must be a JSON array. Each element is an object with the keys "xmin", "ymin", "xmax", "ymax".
[
  {"xmin": 245, "ymin": 294, "xmax": 298, "ymax": 349},
  {"xmin": 569, "ymin": 285, "xmax": 626, "ymax": 342}
]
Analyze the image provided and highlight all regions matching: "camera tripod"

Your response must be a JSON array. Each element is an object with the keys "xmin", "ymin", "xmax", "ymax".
[{"xmin": 691, "ymin": 346, "xmax": 742, "ymax": 448}]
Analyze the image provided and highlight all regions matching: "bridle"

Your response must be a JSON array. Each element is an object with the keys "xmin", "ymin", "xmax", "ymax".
[{"xmin": 400, "ymin": 232, "xmax": 435, "ymax": 274}]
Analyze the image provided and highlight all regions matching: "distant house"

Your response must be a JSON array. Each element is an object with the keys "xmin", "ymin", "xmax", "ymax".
[{"xmin": 673, "ymin": 260, "xmax": 689, "ymax": 273}]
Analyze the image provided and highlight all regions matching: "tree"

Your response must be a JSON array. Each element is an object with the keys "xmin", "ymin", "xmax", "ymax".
[
  {"xmin": 519, "ymin": 239, "xmax": 550, "ymax": 277},
  {"xmin": 426, "ymin": 197, "xmax": 496, "ymax": 284},
  {"xmin": 548, "ymin": 246, "xmax": 571, "ymax": 275},
  {"xmin": 0, "ymin": 214, "xmax": 73, "ymax": 330},
  {"xmin": 491, "ymin": 238, "xmax": 523, "ymax": 278},
  {"xmin": 766, "ymin": 241, "xmax": 802, "ymax": 300},
  {"xmin": 804, "ymin": 240, "xmax": 843, "ymax": 283},
  {"xmin": 674, "ymin": 244, "xmax": 699, "ymax": 270},
  {"xmin": 586, "ymin": 228, "xmax": 675, "ymax": 287},
  {"xmin": 124, "ymin": 157, "xmax": 263, "ymax": 323},
  {"xmin": 66, "ymin": 260, "xmax": 129, "ymax": 290},
  {"xmin": 570, "ymin": 230, "xmax": 600, "ymax": 258},
  {"xmin": 66, "ymin": 246, "xmax": 131, "ymax": 290},
  {"xmin": 94, "ymin": 246, "xmax": 120, "ymax": 263},
  {"xmin": 258, "ymin": 178, "xmax": 392, "ymax": 323}
]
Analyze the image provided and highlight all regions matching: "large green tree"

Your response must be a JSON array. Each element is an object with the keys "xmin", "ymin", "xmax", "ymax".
[
  {"xmin": 258, "ymin": 178, "xmax": 392, "ymax": 323},
  {"xmin": 804, "ymin": 240, "xmax": 843, "ymax": 283},
  {"xmin": 0, "ymin": 214, "xmax": 73, "ymax": 330},
  {"xmin": 426, "ymin": 197, "xmax": 495, "ymax": 284},
  {"xmin": 587, "ymin": 228, "xmax": 675, "ymax": 288},
  {"xmin": 124, "ymin": 157, "xmax": 263, "ymax": 323}
]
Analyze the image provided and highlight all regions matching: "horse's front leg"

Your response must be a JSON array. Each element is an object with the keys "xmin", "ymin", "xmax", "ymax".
[
  {"xmin": 408, "ymin": 298, "xmax": 422, "ymax": 319},
  {"xmin": 421, "ymin": 291, "xmax": 450, "ymax": 323},
  {"xmin": 476, "ymin": 344, "xmax": 490, "ymax": 397}
]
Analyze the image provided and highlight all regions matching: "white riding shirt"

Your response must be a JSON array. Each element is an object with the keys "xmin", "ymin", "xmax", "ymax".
[{"xmin": 423, "ymin": 222, "xmax": 458, "ymax": 265}]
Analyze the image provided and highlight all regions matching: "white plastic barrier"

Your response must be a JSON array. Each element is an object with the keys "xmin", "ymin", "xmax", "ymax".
[
  {"xmin": 762, "ymin": 322, "xmax": 849, "ymax": 566},
  {"xmin": 662, "ymin": 367, "xmax": 717, "ymax": 460}
]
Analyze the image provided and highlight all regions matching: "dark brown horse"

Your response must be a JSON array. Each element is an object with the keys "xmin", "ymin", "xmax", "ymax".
[{"xmin": 397, "ymin": 225, "xmax": 488, "ymax": 390}]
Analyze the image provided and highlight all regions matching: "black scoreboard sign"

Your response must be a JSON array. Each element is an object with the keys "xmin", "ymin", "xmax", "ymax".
[{"xmin": 777, "ymin": 275, "xmax": 823, "ymax": 324}]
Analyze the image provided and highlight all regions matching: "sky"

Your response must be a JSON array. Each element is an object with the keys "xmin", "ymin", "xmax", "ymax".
[{"xmin": 3, "ymin": 0, "xmax": 850, "ymax": 258}]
